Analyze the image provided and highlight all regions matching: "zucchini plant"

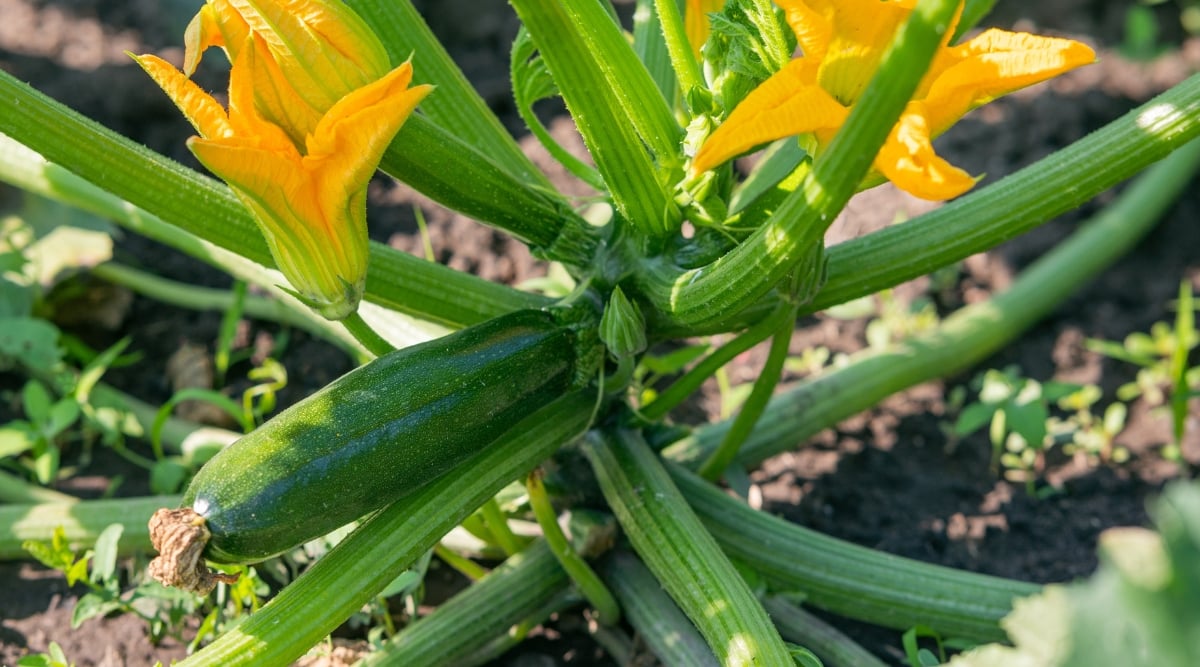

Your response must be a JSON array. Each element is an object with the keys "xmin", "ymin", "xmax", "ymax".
[{"xmin": 1, "ymin": 0, "xmax": 1199, "ymax": 665}]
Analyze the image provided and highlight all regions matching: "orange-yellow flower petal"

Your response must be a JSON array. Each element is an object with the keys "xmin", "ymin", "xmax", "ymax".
[
  {"xmin": 132, "ymin": 54, "xmax": 235, "ymax": 140},
  {"xmin": 922, "ymin": 29, "xmax": 1097, "ymax": 134},
  {"xmin": 874, "ymin": 103, "xmax": 977, "ymax": 200},
  {"xmin": 695, "ymin": 0, "xmax": 1096, "ymax": 201},
  {"xmin": 692, "ymin": 58, "xmax": 845, "ymax": 173},
  {"xmin": 307, "ymin": 62, "xmax": 432, "ymax": 206}
]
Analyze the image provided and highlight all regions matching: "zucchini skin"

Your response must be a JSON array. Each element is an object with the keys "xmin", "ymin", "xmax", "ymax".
[{"xmin": 183, "ymin": 309, "xmax": 579, "ymax": 563}]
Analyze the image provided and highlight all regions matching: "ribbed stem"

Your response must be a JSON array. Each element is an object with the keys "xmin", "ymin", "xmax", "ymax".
[
  {"xmin": 583, "ymin": 429, "xmax": 792, "ymax": 666},
  {"xmin": 0, "ymin": 471, "xmax": 77, "ymax": 505},
  {"xmin": 600, "ymin": 549, "xmax": 720, "ymax": 666},
  {"xmin": 665, "ymin": 136, "xmax": 1200, "ymax": 469},
  {"xmin": 763, "ymin": 596, "xmax": 889, "ymax": 667},
  {"xmin": 671, "ymin": 464, "xmax": 1036, "ymax": 641},
  {"xmin": 359, "ymin": 540, "xmax": 569, "ymax": 667}
]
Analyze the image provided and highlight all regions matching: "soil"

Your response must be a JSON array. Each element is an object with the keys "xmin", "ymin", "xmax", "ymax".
[{"xmin": 2, "ymin": 1, "xmax": 1199, "ymax": 666}]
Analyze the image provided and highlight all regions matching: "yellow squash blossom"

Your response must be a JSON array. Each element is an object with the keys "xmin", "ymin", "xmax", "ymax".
[
  {"xmin": 685, "ymin": 0, "xmax": 726, "ymax": 59},
  {"xmin": 135, "ymin": 0, "xmax": 431, "ymax": 319},
  {"xmin": 692, "ymin": 0, "xmax": 1096, "ymax": 200}
]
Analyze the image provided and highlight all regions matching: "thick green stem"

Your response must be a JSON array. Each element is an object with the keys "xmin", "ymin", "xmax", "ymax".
[
  {"xmin": 0, "ymin": 496, "xmax": 181, "ymax": 559},
  {"xmin": 763, "ymin": 596, "xmax": 889, "ymax": 667},
  {"xmin": 583, "ymin": 429, "xmax": 792, "ymax": 666},
  {"xmin": 655, "ymin": 0, "xmax": 703, "ymax": 94},
  {"xmin": 671, "ymin": 465, "xmax": 1035, "ymax": 641},
  {"xmin": 665, "ymin": 136, "xmax": 1200, "ymax": 470},
  {"xmin": 178, "ymin": 392, "xmax": 593, "ymax": 666},
  {"xmin": 697, "ymin": 307, "xmax": 795, "ymax": 480},
  {"xmin": 638, "ymin": 0, "xmax": 960, "ymax": 331},
  {"xmin": 600, "ymin": 549, "xmax": 720, "ymax": 666},
  {"xmin": 526, "ymin": 471, "xmax": 620, "ymax": 626},
  {"xmin": 359, "ymin": 540, "xmax": 569, "ymax": 667}
]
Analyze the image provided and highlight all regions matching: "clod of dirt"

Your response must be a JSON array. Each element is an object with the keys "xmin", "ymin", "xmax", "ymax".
[{"xmin": 146, "ymin": 507, "xmax": 237, "ymax": 595}]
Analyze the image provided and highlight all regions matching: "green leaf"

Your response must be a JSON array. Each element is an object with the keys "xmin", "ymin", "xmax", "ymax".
[
  {"xmin": 22, "ymin": 380, "xmax": 53, "ymax": 425},
  {"xmin": 22, "ymin": 527, "xmax": 75, "ymax": 572},
  {"xmin": 0, "ymin": 278, "xmax": 34, "ymax": 318},
  {"xmin": 74, "ymin": 337, "xmax": 130, "ymax": 404},
  {"xmin": 34, "ymin": 446, "xmax": 60, "ymax": 486},
  {"xmin": 65, "ymin": 555, "xmax": 90, "ymax": 587},
  {"xmin": 44, "ymin": 399, "xmax": 81, "ymax": 439},
  {"xmin": 71, "ymin": 590, "xmax": 123, "ymax": 628},
  {"xmin": 0, "ymin": 426, "xmax": 35, "ymax": 458},
  {"xmin": 90, "ymin": 524, "xmax": 123, "ymax": 584},
  {"xmin": 1004, "ymin": 400, "xmax": 1049, "ymax": 450},
  {"xmin": 954, "ymin": 402, "xmax": 996, "ymax": 437},
  {"xmin": 150, "ymin": 459, "xmax": 189, "ymax": 495},
  {"xmin": 0, "ymin": 317, "xmax": 61, "ymax": 372},
  {"xmin": 948, "ymin": 481, "xmax": 1200, "ymax": 667}
]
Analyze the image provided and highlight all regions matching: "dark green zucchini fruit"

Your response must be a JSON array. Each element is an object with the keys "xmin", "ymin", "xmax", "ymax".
[{"xmin": 158, "ymin": 308, "xmax": 583, "ymax": 572}]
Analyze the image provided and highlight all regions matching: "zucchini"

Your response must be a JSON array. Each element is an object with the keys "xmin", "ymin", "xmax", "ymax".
[{"xmin": 149, "ymin": 309, "xmax": 586, "ymax": 589}]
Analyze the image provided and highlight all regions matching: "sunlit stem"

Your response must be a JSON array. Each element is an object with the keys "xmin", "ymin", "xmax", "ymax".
[
  {"xmin": 526, "ymin": 470, "xmax": 621, "ymax": 625},
  {"xmin": 640, "ymin": 302, "xmax": 792, "ymax": 421},
  {"xmin": 341, "ymin": 311, "xmax": 395, "ymax": 358},
  {"xmin": 479, "ymin": 497, "xmax": 525, "ymax": 557},
  {"xmin": 697, "ymin": 304, "xmax": 795, "ymax": 480},
  {"xmin": 432, "ymin": 543, "xmax": 489, "ymax": 582},
  {"xmin": 654, "ymin": 0, "xmax": 703, "ymax": 94}
]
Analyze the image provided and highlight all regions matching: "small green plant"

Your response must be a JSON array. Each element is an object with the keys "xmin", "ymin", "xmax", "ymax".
[
  {"xmin": 1087, "ymin": 280, "xmax": 1200, "ymax": 460},
  {"xmin": 953, "ymin": 367, "xmax": 1081, "ymax": 493},
  {"xmin": 16, "ymin": 642, "xmax": 74, "ymax": 667},
  {"xmin": 21, "ymin": 525, "xmax": 262, "ymax": 644}
]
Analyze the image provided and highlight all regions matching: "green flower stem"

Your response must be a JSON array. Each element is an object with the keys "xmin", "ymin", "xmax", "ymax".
[
  {"xmin": 583, "ymin": 429, "xmax": 793, "ymax": 666},
  {"xmin": 431, "ymin": 543, "xmax": 488, "ymax": 582},
  {"xmin": 0, "ymin": 470, "xmax": 77, "ymax": 505},
  {"xmin": 762, "ymin": 596, "xmax": 889, "ymax": 667},
  {"xmin": 526, "ymin": 471, "xmax": 620, "ymax": 626},
  {"xmin": 342, "ymin": 311, "xmax": 395, "ymax": 358},
  {"xmin": 0, "ymin": 496, "xmax": 181, "ymax": 559},
  {"xmin": 745, "ymin": 0, "xmax": 792, "ymax": 72},
  {"xmin": 347, "ymin": 0, "xmax": 550, "ymax": 188},
  {"xmin": 637, "ymin": 0, "xmax": 960, "ymax": 332},
  {"xmin": 807, "ymin": 73, "xmax": 1200, "ymax": 315},
  {"xmin": 640, "ymin": 302, "xmax": 792, "ymax": 422},
  {"xmin": 178, "ymin": 392, "xmax": 593, "ymax": 667},
  {"xmin": 0, "ymin": 72, "xmax": 548, "ymax": 329},
  {"xmin": 511, "ymin": 0, "xmax": 681, "ymax": 239},
  {"xmin": 665, "ymin": 135, "xmax": 1200, "ymax": 470},
  {"xmin": 359, "ymin": 540, "xmax": 569, "ymax": 667},
  {"xmin": 600, "ymin": 549, "xmax": 720, "ymax": 666},
  {"xmin": 654, "ymin": 0, "xmax": 703, "ymax": 94},
  {"xmin": 89, "ymin": 262, "xmax": 360, "ymax": 357},
  {"xmin": 479, "ymin": 497, "xmax": 525, "ymax": 557},
  {"xmin": 697, "ymin": 305, "xmax": 795, "ymax": 480},
  {"xmin": 670, "ymin": 464, "xmax": 1036, "ymax": 641}
]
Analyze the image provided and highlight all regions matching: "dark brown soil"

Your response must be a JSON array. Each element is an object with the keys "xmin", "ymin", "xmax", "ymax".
[{"xmin": 2, "ymin": 1, "xmax": 1198, "ymax": 666}]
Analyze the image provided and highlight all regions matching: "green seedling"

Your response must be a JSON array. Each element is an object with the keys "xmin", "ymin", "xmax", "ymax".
[
  {"xmin": 953, "ymin": 367, "xmax": 1081, "ymax": 494},
  {"xmin": 22, "ymin": 525, "xmax": 262, "ymax": 645},
  {"xmin": 1054, "ymin": 385, "xmax": 1130, "ymax": 464},
  {"xmin": 1087, "ymin": 280, "xmax": 1199, "ymax": 459},
  {"xmin": 16, "ymin": 642, "xmax": 74, "ymax": 667}
]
